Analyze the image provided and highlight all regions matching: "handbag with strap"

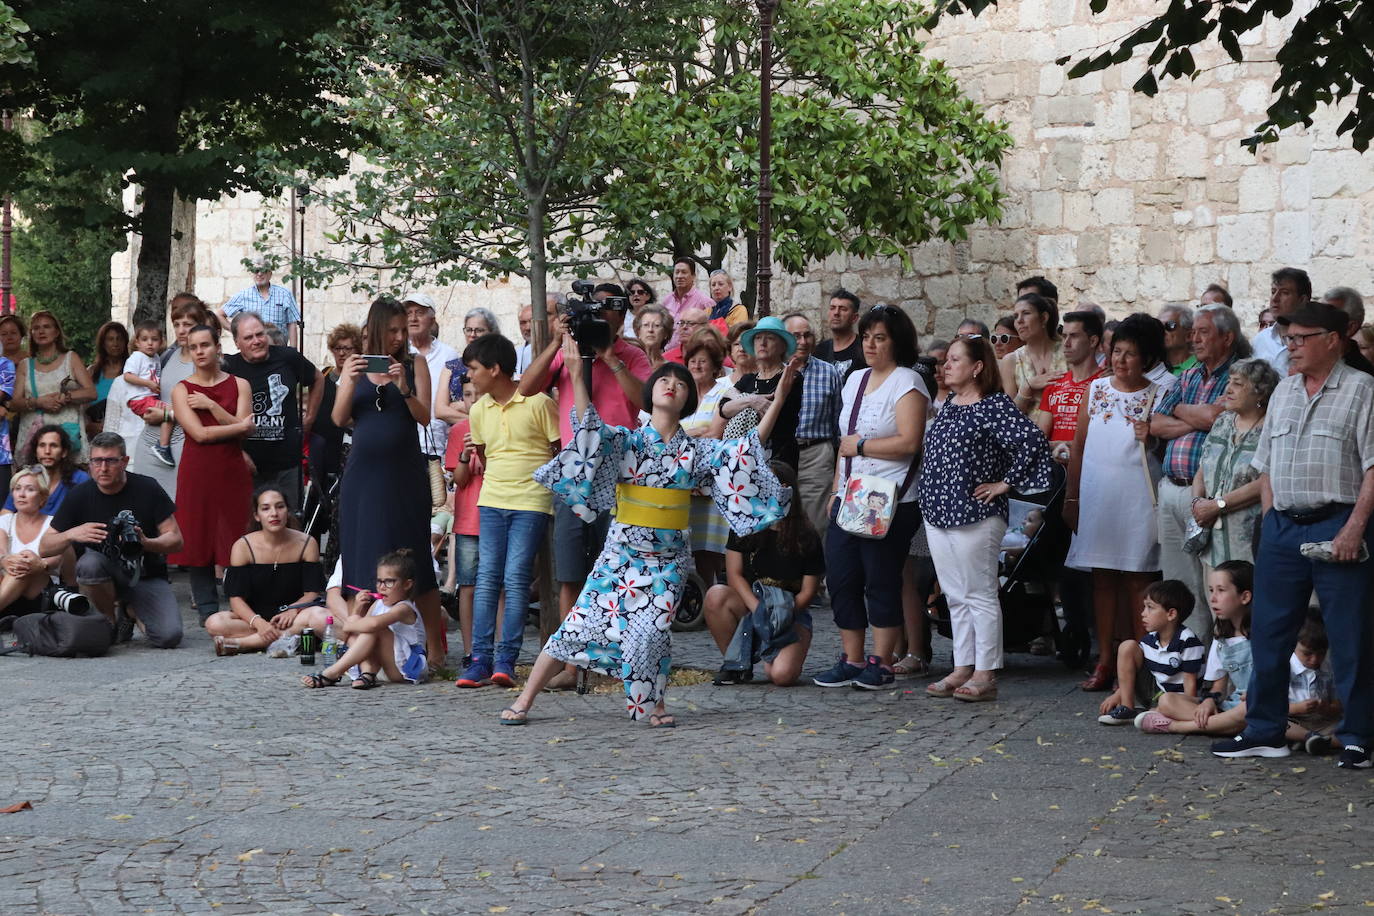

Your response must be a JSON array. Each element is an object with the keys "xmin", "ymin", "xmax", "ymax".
[
  {"xmin": 834, "ymin": 369, "xmax": 920, "ymax": 540},
  {"xmin": 423, "ymin": 426, "xmax": 446, "ymax": 510},
  {"xmin": 24, "ymin": 355, "xmax": 83, "ymax": 457}
]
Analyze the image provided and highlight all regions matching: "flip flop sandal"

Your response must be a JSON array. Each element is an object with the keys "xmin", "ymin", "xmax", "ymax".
[
  {"xmin": 953, "ymin": 681, "xmax": 999, "ymax": 702},
  {"xmin": 648, "ymin": 713, "xmax": 677, "ymax": 729},
  {"xmin": 351, "ymin": 671, "xmax": 379, "ymax": 690},
  {"xmin": 301, "ymin": 672, "xmax": 340, "ymax": 689},
  {"xmin": 499, "ymin": 706, "xmax": 529, "ymax": 726}
]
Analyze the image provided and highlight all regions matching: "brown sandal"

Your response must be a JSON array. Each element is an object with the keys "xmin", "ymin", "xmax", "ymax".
[{"xmin": 1080, "ymin": 663, "xmax": 1114, "ymax": 692}]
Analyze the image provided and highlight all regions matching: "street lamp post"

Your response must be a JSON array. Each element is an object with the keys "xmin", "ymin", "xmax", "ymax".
[{"xmin": 754, "ymin": 0, "xmax": 779, "ymax": 319}]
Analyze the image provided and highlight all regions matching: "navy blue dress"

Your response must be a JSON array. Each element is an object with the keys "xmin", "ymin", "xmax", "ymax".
[{"xmin": 338, "ymin": 365, "xmax": 438, "ymax": 595}]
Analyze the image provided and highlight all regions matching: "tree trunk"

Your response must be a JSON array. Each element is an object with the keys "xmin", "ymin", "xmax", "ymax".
[
  {"xmin": 133, "ymin": 180, "xmax": 175, "ymax": 326},
  {"xmin": 741, "ymin": 229, "xmax": 759, "ymax": 317},
  {"xmin": 525, "ymin": 194, "xmax": 560, "ymax": 642}
]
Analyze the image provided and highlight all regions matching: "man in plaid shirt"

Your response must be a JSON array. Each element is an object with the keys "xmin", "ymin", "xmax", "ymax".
[
  {"xmin": 784, "ymin": 313, "xmax": 843, "ymax": 539},
  {"xmin": 1213, "ymin": 302, "xmax": 1374, "ymax": 767},
  {"xmin": 1149, "ymin": 304, "xmax": 1246, "ymax": 641},
  {"xmin": 220, "ymin": 263, "xmax": 302, "ymax": 349}
]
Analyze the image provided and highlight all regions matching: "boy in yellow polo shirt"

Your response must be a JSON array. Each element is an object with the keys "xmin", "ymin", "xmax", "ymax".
[{"xmin": 454, "ymin": 334, "xmax": 560, "ymax": 689}]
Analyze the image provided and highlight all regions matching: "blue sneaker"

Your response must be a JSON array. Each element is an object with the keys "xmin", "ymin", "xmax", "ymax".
[
  {"xmin": 852, "ymin": 655, "xmax": 895, "ymax": 691},
  {"xmin": 490, "ymin": 658, "xmax": 517, "ymax": 688},
  {"xmin": 454, "ymin": 656, "xmax": 492, "ymax": 688},
  {"xmin": 813, "ymin": 655, "xmax": 864, "ymax": 688}
]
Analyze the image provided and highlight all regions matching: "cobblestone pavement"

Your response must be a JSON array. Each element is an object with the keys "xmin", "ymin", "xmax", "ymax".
[{"xmin": 2, "ymin": 578, "xmax": 1372, "ymax": 915}]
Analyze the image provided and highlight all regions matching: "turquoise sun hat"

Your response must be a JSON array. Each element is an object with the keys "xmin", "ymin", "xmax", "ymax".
[{"xmin": 739, "ymin": 315, "xmax": 797, "ymax": 359}]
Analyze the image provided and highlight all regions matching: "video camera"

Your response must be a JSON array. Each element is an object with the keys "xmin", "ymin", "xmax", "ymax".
[{"xmin": 562, "ymin": 280, "xmax": 630, "ymax": 354}]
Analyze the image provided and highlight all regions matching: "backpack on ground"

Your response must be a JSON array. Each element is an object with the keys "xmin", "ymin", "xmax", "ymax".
[{"xmin": 9, "ymin": 593, "xmax": 113, "ymax": 658}]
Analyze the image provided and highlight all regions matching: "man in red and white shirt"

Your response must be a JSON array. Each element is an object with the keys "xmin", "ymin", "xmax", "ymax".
[{"xmin": 1038, "ymin": 310, "xmax": 1105, "ymax": 463}]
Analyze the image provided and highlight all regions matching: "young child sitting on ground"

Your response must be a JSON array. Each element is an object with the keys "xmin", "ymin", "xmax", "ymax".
[
  {"xmin": 300, "ymin": 548, "xmax": 428, "ymax": 689},
  {"xmin": 1097, "ymin": 578, "xmax": 1204, "ymax": 724},
  {"xmin": 1286, "ymin": 617, "xmax": 1341, "ymax": 755},
  {"xmin": 702, "ymin": 462, "xmax": 822, "ymax": 687},
  {"xmin": 1135, "ymin": 561, "xmax": 1253, "ymax": 735},
  {"xmin": 123, "ymin": 320, "xmax": 177, "ymax": 467}
]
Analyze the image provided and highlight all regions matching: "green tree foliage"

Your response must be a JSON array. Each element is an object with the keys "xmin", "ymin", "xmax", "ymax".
[
  {"xmin": 602, "ymin": 0, "xmax": 1010, "ymax": 310},
  {"xmin": 12, "ymin": 161, "xmax": 127, "ymax": 360},
  {"xmin": 0, "ymin": 0, "xmax": 359, "ymax": 324},
  {"xmin": 0, "ymin": 3, "xmax": 30, "ymax": 66},
  {"xmin": 302, "ymin": 0, "xmax": 698, "ymax": 331},
  {"xmin": 931, "ymin": 0, "xmax": 1374, "ymax": 151},
  {"xmin": 308, "ymin": 0, "xmax": 1009, "ymax": 315}
]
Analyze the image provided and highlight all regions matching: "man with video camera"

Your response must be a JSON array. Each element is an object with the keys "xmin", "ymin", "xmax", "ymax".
[
  {"xmin": 41, "ymin": 432, "xmax": 185, "ymax": 648},
  {"xmin": 518, "ymin": 281, "xmax": 650, "ymax": 688}
]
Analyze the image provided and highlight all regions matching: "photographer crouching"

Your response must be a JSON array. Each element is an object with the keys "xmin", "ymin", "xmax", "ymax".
[{"xmin": 40, "ymin": 432, "xmax": 185, "ymax": 648}]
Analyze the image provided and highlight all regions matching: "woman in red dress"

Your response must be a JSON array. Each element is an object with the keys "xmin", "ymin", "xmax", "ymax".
[{"xmin": 169, "ymin": 324, "xmax": 254, "ymax": 625}]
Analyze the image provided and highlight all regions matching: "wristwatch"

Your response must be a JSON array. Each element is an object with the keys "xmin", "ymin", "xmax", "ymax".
[
  {"xmin": 1215, "ymin": 497, "xmax": 1228, "ymax": 512},
  {"xmin": 857, "ymin": 437, "xmax": 867, "ymax": 457}
]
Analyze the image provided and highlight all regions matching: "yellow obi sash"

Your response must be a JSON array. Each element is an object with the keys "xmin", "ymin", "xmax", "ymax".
[{"xmin": 615, "ymin": 483, "xmax": 690, "ymax": 530}]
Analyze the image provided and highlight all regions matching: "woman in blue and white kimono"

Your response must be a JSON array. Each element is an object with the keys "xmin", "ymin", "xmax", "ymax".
[{"xmin": 501, "ymin": 341, "xmax": 793, "ymax": 727}]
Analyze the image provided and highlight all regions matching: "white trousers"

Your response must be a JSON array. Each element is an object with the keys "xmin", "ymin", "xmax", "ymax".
[{"xmin": 926, "ymin": 516, "xmax": 1007, "ymax": 671}]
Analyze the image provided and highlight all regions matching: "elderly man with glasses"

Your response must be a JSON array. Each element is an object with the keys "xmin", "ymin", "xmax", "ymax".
[
  {"xmin": 1149, "ymin": 304, "xmax": 1250, "ymax": 642},
  {"xmin": 220, "ymin": 263, "xmax": 302, "ymax": 350},
  {"xmin": 402, "ymin": 291, "xmax": 460, "ymax": 459},
  {"xmin": 1213, "ymin": 303, "xmax": 1374, "ymax": 768}
]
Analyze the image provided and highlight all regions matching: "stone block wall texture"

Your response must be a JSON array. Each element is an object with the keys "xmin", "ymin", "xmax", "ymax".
[{"xmin": 112, "ymin": 0, "xmax": 1374, "ymax": 363}]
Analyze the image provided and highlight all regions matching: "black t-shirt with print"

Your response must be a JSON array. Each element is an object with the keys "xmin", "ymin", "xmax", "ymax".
[{"xmin": 223, "ymin": 346, "xmax": 318, "ymax": 474}]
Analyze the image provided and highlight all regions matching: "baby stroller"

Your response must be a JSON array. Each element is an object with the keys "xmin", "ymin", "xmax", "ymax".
[{"xmin": 926, "ymin": 466, "xmax": 1071, "ymax": 656}]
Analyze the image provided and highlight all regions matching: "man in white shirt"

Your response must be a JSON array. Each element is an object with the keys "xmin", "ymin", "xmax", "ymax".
[
  {"xmin": 515, "ymin": 305, "xmax": 534, "ymax": 378},
  {"xmin": 1250, "ymin": 267, "xmax": 1311, "ymax": 376},
  {"xmin": 402, "ymin": 291, "xmax": 460, "ymax": 457}
]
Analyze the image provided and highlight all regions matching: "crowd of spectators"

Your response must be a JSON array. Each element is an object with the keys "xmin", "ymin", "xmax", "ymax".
[{"xmin": 0, "ymin": 260, "xmax": 1369, "ymax": 767}]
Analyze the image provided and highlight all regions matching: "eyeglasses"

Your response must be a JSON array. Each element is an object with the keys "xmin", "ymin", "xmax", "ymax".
[
  {"xmin": 629, "ymin": 289, "xmax": 651, "ymax": 298},
  {"xmin": 89, "ymin": 456, "xmax": 123, "ymax": 466},
  {"xmin": 331, "ymin": 344, "xmax": 356, "ymax": 354},
  {"xmin": 463, "ymin": 326, "xmax": 487, "ymax": 338},
  {"xmin": 990, "ymin": 333, "xmax": 1018, "ymax": 345},
  {"xmin": 1282, "ymin": 331, "xmax": 1331, "ymax": 348},
  {"xmin": 375, "ymin": 577, "xmax": 400, "ymax": 589},
  {"xmin": 870, "ymin": 305, "xmax": 902, "ymax": 317}
]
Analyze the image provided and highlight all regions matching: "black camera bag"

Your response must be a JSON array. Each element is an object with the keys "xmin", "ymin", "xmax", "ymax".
[{"xmin": 11, "ymin": 607, "xmax": 113, "ymax": 658}]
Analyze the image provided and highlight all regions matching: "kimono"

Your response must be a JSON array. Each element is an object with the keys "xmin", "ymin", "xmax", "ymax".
[{"xmin": 534, "ymin": 406, "xmax": 789, "ymax": 719}]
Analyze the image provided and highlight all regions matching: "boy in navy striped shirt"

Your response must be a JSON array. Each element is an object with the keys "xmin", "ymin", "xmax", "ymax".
[{"xmin": 1098, "ymin": 580, "xmax": 1205, "ymax": 725}]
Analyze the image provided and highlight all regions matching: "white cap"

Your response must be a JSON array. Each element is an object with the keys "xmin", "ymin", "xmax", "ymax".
[{"xmin": 400, "ymin": 291, "xmax": 437, "ymax": 311}]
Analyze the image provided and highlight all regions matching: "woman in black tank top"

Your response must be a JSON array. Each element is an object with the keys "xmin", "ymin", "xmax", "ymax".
[{"xmin": 207, "ymin": 486, "xmax": 327, "ymax": 655}]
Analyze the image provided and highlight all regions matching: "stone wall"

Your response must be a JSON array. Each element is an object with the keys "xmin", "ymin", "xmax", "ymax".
[{"xmin": 112, "ymin": 0, "xmax": 1374, "ymax": 362}]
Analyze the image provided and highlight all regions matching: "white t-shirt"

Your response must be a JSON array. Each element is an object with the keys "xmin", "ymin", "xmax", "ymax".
[
  {"xmin": 123, "ymin": 351, "xmax": 160, "ymax": 404},
  {"xmin": 410, "ymin": 338, "xmax": 460, "ymax": 456},
  {"xmin": 838, "ymin": 366, "xmax": 928, "ymax": 504},
  {"xmin": 1251, "ymin": 326, "xmax": 1290, "ymax": 376},
  {"xmin": 1, "ymin": 513, "xmax": 56, "ymax": 583}
]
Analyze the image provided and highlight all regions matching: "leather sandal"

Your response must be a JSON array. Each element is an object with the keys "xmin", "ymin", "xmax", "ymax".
[
  {"xmin": 1080, "ymin": 663, "xmax": 1114, "ymax": 692},
  {"xmin": 953, "ymin": 680, "xmax": 998, "ymax": 702},
  {"xmin": 893, "ymin": 654, "xmax": 930, "ymax": 677}
]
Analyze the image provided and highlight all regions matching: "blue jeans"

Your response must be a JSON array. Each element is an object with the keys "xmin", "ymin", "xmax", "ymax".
[
  {"xmin": 471, "ymin": 507, "xmax": 549, "ymax": 664},
  {"xmin": 1245, "ymin": 508, "xmax": 1374, "ymax": 747}
]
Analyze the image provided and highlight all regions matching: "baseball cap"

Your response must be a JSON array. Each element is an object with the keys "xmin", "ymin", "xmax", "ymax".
[
  {"xmin": 1276, "ymin": 302, "xmax": 1348, "ymax": 334},
  {"xmin": 400, "ymin": 291, "xmax": 438, "ymax": 312}
]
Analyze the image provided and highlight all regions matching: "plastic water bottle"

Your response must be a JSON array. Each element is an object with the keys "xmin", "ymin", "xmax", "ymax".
[{"xmin": 320, "ymin": 616, "xmax": 341, "ymax": 667}]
